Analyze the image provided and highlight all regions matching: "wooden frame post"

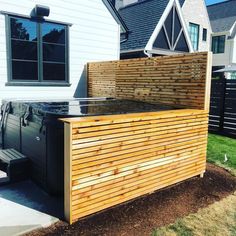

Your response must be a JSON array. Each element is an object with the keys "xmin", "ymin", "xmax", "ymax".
[
  {"xmin": 64, "ymin": 122, "xmax": 72, "ymax": 224},
  {"xmin": 204, "ymin": 52, "xmax": 213, "ymax": 111}
]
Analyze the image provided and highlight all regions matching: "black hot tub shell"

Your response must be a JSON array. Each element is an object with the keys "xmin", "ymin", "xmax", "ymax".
[{"xmin": 1, "ymin": 98, "xmax": 179, "ymax": 195}]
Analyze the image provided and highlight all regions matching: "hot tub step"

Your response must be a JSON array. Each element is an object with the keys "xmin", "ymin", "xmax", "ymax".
[{"xmin": 0, "ymin": 149, "xmax": 29, "ymax": 183}]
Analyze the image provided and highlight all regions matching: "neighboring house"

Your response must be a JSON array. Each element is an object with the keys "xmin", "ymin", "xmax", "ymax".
[
  {"xmin": 112, "ymin": 0, "xmax": 211, "ymax": 59},
  {"xmin": 207, "ymin": 0, "xmax": 236, "ymax": 79},
  {"xmin": 0, "ymin": 0, "xmax": 127, "ymax": 103},
  {"xmin": 181, "ymin": 0, "xmax": 212, "ymax": 52}
]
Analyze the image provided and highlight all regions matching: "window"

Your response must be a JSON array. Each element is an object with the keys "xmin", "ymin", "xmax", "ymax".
[
  {"xmin": 7, "ymin": 16, "xmax": 69, "ymax": 85},
  {"xmin": 212, "ymin": 35, "xmax": 225, "ymax": 54},
  {"xmin": 202, "ymin": 28, "xmax": 207, "ymax": 41},
  {"xmin": 230, "ymin": 72, "xmax": 236, "ymax": 80},
  {"xmin": 153, "ymin": 5, "xmax": 190, "ymax": 52},
  {"xmin": 189, "ymin": 23, "xmax": 199, "ymax": 51}
]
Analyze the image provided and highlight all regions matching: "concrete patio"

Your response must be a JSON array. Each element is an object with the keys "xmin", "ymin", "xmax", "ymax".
[{"xmin": 0, "ymin": 177, "xmax": 63, "ymax": 236}]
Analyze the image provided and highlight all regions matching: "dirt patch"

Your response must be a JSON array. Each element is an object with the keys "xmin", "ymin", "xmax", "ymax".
[{"xmin": 27, "ymin": 164, "xmax": 236, "ymax": 236}]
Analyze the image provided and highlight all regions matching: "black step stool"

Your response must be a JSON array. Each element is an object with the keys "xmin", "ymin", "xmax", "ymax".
[{"xmin": 0, "ymin": 149, "xmax": 29, "ymax": 184}]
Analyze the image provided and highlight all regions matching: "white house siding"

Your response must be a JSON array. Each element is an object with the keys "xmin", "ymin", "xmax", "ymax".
[
  {"xmin": 0, "ymin": 0, "xmax": 120, "ymax": 103},
  {"xmin": 182, "ymin": 0, "xmax": 212, "ymax": 52}
]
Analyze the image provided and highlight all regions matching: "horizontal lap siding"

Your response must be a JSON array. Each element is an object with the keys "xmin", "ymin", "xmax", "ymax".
[
  {"xmin": 64, "ymin": 109, "xmax": 209, "ymax": 223},
  {"xmin": 88, "ymin": 52, "xmax": 210, "ymax": 109},
  {"xmin": 0, "ymin": 0, "xmax": 119, "ymax": 103}
]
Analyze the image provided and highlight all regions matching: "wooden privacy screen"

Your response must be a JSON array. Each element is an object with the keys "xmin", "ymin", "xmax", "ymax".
[
  {"xmin": 62, "ymin": 109, "xmax": 209, "ymax": 224},
  {"xmin": 88, "ymin": 52, "xmax": 212, "ymax": 110}
]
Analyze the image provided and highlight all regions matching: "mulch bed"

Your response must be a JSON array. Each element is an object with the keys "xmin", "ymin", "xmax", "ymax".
[{"xmin": 28, "ymin": 163, "xmax": 236, "ymax": 236}]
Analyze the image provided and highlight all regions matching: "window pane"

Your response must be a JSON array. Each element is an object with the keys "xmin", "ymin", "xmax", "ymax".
[
  {"xmin": 175, "ymin": 32, "xmax": 189, "ymax": 52},
  {"xmin": 12, "ymin": 61, "xmax": 38, "ymax": 80},
  {"xmin": 212, "ymin": 35, "xmax": 225, "ymax": 54},
  {"xmin": 43, "ymin": 43, "xmax": 65, "ymax": 63},
  {"xmin": 153, "ymin": 27, "xmax": 169, "ymax": 49},
  {"xmin": 42, "ymin": 23, "xmax": 66, "ymax": 44},
  {"xmin": 219, "ymin": 36, "xmax": 225, "ymax": 53},
  {"xmin": 202, "ymin": 28, "xmax": 207, "ymax": 41},
  {"xmin": 43, "ymin": 63, "xmax": 65, "ymax": 81},
  {"xmin": 173, "ymin": 8, "xmax": 182, "ymax": 43},
  {"xmin": 212, "ymin": 36, "xmax": 218, "ymax": 53},
  {"xmin": 11, "ymin": 17, "xmax": 37, "ymax": 41},
  {"xmin": 11, "ymin": 40, "xmax": 37, "ymax": 60},
  {"xmin": 230, "ymin": 72, "xmax": 236, "ymax": 80},
  {"xmin": 189, "ymin": 23, "xmax": 199, "ymax": 51},
  {"xmin": 164, "ymin": 7, "xmax": 173, "ymax": 44}
]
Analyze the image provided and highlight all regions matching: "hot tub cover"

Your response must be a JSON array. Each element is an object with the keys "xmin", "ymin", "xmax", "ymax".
[{"xmin": 2, "ymin": 98, "xmax": 179, "ymax": 119}]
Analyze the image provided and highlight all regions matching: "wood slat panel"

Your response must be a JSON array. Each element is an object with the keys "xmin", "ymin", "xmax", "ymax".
[
  {"xmin": 88, "ymin": 52, "xmax": 211, "ymax": 110},
  {"xmin": 63, "ymin": 109, "xmax": 208, "ymax": 223}
]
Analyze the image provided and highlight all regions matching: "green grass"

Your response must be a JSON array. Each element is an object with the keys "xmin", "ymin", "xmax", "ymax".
[
  {"xmin": 207, "ymin": 134, "xmax": 236, "ymax": 175},
  {"xmin": 151, "ymin": 220, "xmax": 194, "ymax": 236}
]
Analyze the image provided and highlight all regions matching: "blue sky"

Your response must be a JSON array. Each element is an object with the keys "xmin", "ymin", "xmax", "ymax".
[{"xmin": 205, "ymin": 0, "xmax": 227, "ymax": 6}]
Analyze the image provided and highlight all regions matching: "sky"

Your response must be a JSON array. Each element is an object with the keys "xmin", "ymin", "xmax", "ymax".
[{"xmin": 205, "ymin": 0, "xmax": 227, "ymax": 6}]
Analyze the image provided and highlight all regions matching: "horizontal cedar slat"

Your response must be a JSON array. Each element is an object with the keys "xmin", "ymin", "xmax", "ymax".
[
  {"xmin": 72, "ymin": 167, "xmax": 205, "ymax": 221},
  {"xmin": 71, "ymin": 143, "xmax": 207, "ymax": 184},
  {"xmin": 72, "ymin": 129, "xmax": 207, "ymax": 162},
  {"xmin": 71, "ymin": 135, "xmax": 207, "ymax": 172},
  {"xmin": 72, "ymin": 161, "xmax": 206, "ymax": 210},
  {"xmin": 72, "ymin": 115, "xmax": 208, "ymax": 138},
  {"xmin": 71, "ymin": 154, "xmax": 205, "ymax": 200},
  {"xmin": 72, "ymin": 113, "xmax": 207, "ymax": 134},
  {"xmin": 72, "ymin": 122, "xmax": 208, "ymax": 146}
]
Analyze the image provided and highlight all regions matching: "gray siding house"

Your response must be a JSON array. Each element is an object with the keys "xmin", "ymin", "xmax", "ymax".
[
  {"xmin": 207, "ymin": 0, "xmax": 236, "ymax": 79},
  {"xmin": 111, "ymin": 0, "xmax": 211, "ymax": 59}
]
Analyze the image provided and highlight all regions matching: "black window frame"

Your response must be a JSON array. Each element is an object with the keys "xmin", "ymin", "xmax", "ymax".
[
  {"xmin": 202, "ymin": 28, "xmax": 207, "ymax": 41},
  {"xmin": 5, "ymin": 14, "xmax": 71, "ymax": 86},
  {"xmin": 211, "ymin": 35, "xmax": 226, "ymax": 54}
]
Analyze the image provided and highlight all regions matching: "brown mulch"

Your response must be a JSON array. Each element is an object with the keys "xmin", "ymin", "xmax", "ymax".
[{"xmin": 27, "ymin": 163, "xmax": 236, "ymax": 236}]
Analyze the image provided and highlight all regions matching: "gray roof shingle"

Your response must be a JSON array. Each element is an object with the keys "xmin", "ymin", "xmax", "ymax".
[
  {"xmin": 207, "ymin": 0, "xmax": 236, "ymax": 33},
  {"xmin": 119, "ymin": 0, "xmax": 169, "ymax": 51}
]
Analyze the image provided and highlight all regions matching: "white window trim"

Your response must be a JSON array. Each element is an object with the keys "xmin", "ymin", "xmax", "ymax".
[{"xmin": 145, "ymin": 0, "xmax": 193, "ymax": 56}]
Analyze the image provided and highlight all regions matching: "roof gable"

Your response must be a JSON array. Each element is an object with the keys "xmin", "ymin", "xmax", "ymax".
[
  {"xmin": 207, "ymin": 0, "xmax": 236, "ymax": 33},
  {"xmin": 152, "ymin": 4, "xmax": 189, "ymax": 52},
  {"xmin": 146, "ymin": 0, "xmax": 193, "ymax": 55}
]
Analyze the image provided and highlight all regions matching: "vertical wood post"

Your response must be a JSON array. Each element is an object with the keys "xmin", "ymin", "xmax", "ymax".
[
  {"xmin": 64, "ymin": 123, "xmax": 72, "ymax": 224},
  {"xmin": 204, "ymin": 52, "xmax": 212, "ymax": 111}
]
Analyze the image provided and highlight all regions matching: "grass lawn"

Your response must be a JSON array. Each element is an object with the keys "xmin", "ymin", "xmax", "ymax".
[
  {"xmin": 207, "ymin": 133, "xmax": 236, "ymax": 176},
  {"xmin": 151, "ymin": 194, "xmax": 236, "ymax": 236},
  {"xmin": 151, "ymin": 133, "xmax": 236, "ymax": 236}
]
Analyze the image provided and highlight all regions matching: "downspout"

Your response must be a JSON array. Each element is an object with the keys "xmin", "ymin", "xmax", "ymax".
[
  {"xmin": 120, "ymin": 32, "xmax": 129, "ymax": 44},
  {"xmin": 144, "ymin": 49, "xmax": 152, "ymax": 57}
]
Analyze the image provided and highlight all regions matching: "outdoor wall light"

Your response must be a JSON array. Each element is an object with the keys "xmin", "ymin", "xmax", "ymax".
[{"xmin": 33, "ymin": 5, "xmax": 50, "ymax": 18}]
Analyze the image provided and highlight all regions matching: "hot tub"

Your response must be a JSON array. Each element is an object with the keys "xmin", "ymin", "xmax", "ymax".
[{"xmin": 1, "ymin": 98, "xmax": 179, "ymax": 194}]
